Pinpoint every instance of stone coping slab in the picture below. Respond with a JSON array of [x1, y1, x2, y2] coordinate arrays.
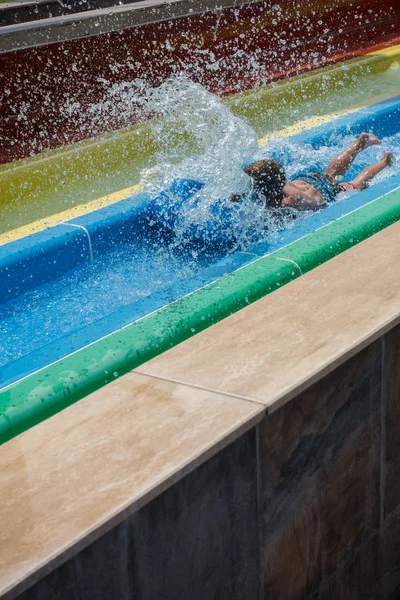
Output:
[[0, 372, 264, 599]]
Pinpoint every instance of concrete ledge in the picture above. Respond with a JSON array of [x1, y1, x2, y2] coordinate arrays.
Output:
[[0, 373, 264, 599]]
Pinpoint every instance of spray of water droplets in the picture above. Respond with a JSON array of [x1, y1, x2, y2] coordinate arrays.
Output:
[[137, 76, 280, 247]]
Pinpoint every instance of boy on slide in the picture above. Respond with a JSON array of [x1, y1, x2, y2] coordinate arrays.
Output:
[[241, 133, 394, 211]]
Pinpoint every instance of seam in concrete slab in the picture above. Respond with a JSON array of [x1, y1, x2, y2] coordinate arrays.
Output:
[[133, 369, 267, 409], [137, 308, 400, 417]]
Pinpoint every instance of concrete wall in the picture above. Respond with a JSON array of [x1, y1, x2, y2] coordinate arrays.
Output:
[[16, 429, 261, 600], [15, 322, 400, 599]]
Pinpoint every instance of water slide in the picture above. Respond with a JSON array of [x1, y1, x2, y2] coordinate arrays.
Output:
[[1, 1, 400, 443]]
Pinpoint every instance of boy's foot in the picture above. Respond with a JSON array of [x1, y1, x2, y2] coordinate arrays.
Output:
[[383, 151, 395, 167], [359, 132, 382, 149]]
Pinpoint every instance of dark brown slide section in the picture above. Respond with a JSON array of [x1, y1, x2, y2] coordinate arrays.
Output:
[[0, 0, 399, 164]]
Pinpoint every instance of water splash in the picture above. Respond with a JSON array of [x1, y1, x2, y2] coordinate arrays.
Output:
[[139, 76, 399, 249], [138, 76, 271, 247], [35, 75, 399, 252], [141, 76, 258, 191]]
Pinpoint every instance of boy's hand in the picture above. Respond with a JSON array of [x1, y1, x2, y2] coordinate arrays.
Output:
[[383, 151, 395, 167]]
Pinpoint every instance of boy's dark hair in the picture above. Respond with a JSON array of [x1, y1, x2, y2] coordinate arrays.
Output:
[[244, 159, 286, 206]]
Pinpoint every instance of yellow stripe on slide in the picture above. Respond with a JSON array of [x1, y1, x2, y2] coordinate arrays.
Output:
[[369, 44, 400, 58], [258, 87, 400, 146], [0, 184, 143, 246], [254, 43, 400, 145]]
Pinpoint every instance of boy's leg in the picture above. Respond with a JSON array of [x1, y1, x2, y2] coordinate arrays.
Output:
[[350, 152, 394, 190], [325, 132, 381, 178]]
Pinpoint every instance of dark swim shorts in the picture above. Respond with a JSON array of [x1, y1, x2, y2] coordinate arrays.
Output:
[[296, 172, 343, 203]]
